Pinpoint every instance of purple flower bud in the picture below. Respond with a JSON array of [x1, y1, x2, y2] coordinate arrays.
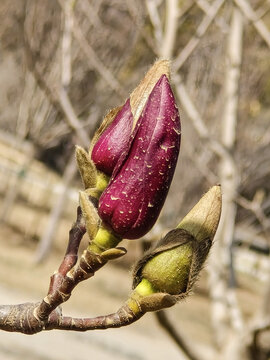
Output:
[[98, 75, 181, 239], [91, 100, 134, 175]]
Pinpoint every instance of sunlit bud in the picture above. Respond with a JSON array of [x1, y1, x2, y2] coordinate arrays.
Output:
[[130, 186, 222, 311], [98, 74, 181, 239]]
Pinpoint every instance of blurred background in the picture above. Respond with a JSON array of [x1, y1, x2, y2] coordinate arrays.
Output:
[[0, 0, 269, 359]]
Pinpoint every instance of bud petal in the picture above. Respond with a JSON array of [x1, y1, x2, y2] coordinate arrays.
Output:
[[98, 74, 181, 239], [91, 100, 134, 175]]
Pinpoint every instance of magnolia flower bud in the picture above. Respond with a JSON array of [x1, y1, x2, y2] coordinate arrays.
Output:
[[98, 74, 181, 239], [131, 186, 222, 311]]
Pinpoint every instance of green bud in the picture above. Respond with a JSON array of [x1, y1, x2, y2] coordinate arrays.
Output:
[[131, 185, 222, 310], [133, 229, 196, 297], [141, 241, 193, 295]]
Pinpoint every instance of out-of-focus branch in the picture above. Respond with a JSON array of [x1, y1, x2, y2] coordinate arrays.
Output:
[[156, 311, 202, 360], [196, 0, 229, 32], [173, 74, 234, 168], [78, 0, 102, 28], [34, 155, 77, 263], [237, 191, 270, 232], [24, 29, 90, 148], [61, 0, 74, 87], [145, 0, 163, 46], [35, 0, 80, 263], [174, 0, 225, 71], [234, 0, 270, 49], [255, 1, 270, 20], [57, 0, 125, 98], [160, 0, 178, 59], [149, 0, 231, 170], [57, 87, 90, 147]]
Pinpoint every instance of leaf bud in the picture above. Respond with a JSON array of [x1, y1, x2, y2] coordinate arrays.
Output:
[[131, 186, 222, 310]]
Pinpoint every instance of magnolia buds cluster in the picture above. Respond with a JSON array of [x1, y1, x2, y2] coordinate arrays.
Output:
[[76, 60, 181, 247], [75, 59, 222, 318]]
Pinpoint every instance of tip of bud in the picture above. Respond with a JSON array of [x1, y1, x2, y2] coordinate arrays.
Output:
[[130, 59, 171, 127], [177, 185, 222, 243]]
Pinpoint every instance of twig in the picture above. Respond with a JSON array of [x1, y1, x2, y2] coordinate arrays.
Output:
[[0, 294, 143, 334], [255, 1, 270, 20], [156, 310, 201, 360], [35, 215, 126, 322], [78, 0, 102, 28], [195, 0, 229, 32], [0, 202, 128, 333], [234, 0, 270, 49], [61, 0, 74, 87], [57, 0, 125, 98], [237, 192, 270, 232], [46, 304, 143, 331], [48, 206, 85, 294], [145, 0, 163, 46], [174, 0, 225, 71], [57, 87, 90, 147], [160, 0, 178, 59], [173, 74, 235, 168], [34, 1, 80, 263], [16, 71, 36, 139], [24, 31, 90, 148]]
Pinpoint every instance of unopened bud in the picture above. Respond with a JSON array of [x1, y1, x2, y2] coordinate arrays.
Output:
[[131, 186, 222, 310], [98, 74, 181, 239]]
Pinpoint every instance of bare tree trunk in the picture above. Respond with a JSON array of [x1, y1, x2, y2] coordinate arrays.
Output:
[[207, 7, 244, 359]]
